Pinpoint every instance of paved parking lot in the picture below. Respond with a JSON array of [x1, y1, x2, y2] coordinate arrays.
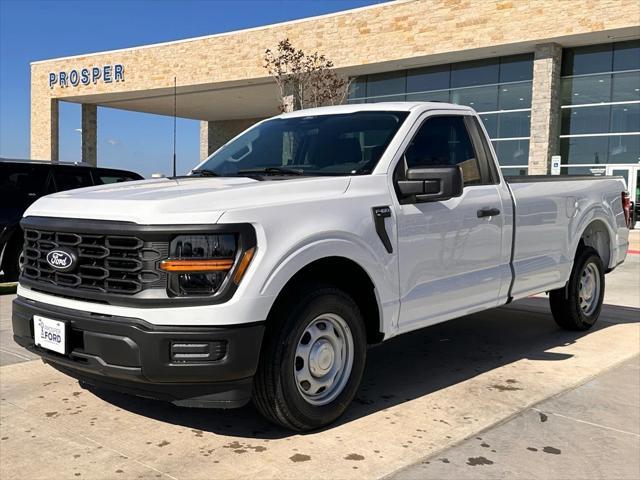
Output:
[[1, 253, 638, 479]]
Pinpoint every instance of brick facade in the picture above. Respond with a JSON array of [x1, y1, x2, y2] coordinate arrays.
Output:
[[81, 104, 97, 166], [528, 43, 563, 175], [30, 0, 640, 171]]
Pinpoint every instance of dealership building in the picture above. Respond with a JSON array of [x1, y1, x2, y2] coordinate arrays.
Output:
[[31, 0, 639, 190]]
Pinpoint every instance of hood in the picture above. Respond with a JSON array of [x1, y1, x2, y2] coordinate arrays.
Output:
[[24, 176, 351, 225]]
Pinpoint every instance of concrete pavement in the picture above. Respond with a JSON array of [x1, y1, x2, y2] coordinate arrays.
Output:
[[0, 252, 638, 479], [390, 356, 640, 480], [0, 286, 37, 366]]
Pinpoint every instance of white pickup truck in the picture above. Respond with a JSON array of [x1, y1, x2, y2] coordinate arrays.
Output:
[[13, 103, 631, 431]]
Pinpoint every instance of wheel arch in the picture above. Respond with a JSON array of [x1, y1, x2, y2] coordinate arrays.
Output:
[[573, 217, 614, 269], [265, 256, 384, 345], [0, 223, 23, 273]]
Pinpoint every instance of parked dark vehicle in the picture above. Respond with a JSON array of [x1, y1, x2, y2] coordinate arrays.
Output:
[[0, 159, 143, 281]]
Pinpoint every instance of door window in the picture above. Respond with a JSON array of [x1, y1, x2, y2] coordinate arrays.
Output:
[[92, 169, 142, 185], [51, 167, 93, 192], [0, 163, 49, 207], [404, 115, 483, 186]]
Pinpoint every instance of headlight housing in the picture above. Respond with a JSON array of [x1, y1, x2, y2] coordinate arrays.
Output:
[[160, 232, 255, 297]]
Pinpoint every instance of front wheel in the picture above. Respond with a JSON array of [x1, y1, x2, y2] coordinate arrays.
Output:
[[549, 247, 605, 331], [253, 285, 367, 431]]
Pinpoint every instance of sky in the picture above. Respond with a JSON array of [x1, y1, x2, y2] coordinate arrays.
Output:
[[0, 0, 383, 177]]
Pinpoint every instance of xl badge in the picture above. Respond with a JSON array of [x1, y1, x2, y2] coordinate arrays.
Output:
[[46, 249, 76, 272]]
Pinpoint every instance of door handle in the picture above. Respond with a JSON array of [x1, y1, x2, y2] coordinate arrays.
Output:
[[477, 207, 501, 218]]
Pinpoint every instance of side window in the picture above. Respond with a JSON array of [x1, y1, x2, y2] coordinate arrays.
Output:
[[0, 163, 49, 206], [404, 115, 483, 186], [92, 169, 142, 185], [52, 167, 93, 192]]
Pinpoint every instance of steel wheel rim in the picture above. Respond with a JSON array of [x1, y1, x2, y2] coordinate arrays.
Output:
[[294, 313, 354, 406], [578, 262, 600, 316]]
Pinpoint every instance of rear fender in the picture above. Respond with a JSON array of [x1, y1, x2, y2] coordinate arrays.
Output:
[[570, 204, 616, 270]]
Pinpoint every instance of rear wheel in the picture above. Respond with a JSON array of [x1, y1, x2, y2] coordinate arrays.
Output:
[[253, 284, 367, 431], [549, 247, 605, 331]]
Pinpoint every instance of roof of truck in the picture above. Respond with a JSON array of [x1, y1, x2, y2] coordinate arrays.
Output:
[[278, 101, 474, 118]]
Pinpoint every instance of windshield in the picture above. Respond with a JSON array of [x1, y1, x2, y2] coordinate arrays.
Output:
[[196, 111, 409, 177]]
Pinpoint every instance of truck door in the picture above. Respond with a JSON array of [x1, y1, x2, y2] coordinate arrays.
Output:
[[393, 113, 506, 332]]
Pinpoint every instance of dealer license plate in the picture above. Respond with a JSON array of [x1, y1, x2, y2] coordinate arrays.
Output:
[[33, 315, 67, 355]]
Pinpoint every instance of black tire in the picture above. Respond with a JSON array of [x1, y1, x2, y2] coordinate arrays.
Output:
[[253, 284, 367, 431], [549, 246, 605, 331], [1, 233, 23, 282]]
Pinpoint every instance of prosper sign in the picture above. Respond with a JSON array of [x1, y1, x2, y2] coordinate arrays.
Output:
[[49, 64, 124, 88]]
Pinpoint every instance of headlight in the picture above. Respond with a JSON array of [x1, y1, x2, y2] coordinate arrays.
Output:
[[159, 233, 255, 297]]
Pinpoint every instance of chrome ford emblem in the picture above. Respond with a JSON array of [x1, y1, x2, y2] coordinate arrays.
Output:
[[46, 249, 76, 272]]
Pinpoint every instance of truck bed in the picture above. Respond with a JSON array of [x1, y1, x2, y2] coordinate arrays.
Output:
[[505, 175, 626, 183], [504, 175, 629, 301]]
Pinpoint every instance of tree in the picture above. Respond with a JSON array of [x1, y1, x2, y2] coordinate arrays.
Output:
[[264, 38, 351, 112]]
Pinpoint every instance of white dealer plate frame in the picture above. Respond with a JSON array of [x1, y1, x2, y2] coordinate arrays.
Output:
[[33, 315, 67, 355]]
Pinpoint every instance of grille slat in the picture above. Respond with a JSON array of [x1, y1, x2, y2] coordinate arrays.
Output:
[[23, 228, 166, 296]]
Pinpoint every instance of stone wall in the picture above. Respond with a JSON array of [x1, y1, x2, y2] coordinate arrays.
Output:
[[199, 118, 264, 160], [30, 0, 640, 167], [528, 43, 563, 175]]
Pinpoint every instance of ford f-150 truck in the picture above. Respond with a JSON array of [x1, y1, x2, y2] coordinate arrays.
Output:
[[12, 103, 631, 431]]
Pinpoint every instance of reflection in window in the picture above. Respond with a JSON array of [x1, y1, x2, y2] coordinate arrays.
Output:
[[498, 82, 532, 110], [349, 54, 533, 116], [609, 135, 640, 164], [497, 111, 531, 138], [561, 74, 611, 105], [405, 115, 482, 186], [348, 78, 367, 99], [499, 54, 534, 82], [479, 114, 498, 138], [366, 71, 406, 98], [561, 106, 611, 135], [365, 94, 405, 103], [560, 137, 609, 164], [611, 104, 640, 133], [492, 140, 529, 166], [347, 54, 535, 170], [450, 58, 499, 88], [612, 71, 640, 102], [500, 167, 528, 176], [406, 65, 450, 93], [405, 90, 450, 103], [450, 85, 498, 112], [612, 40, 640, 72], [560, 166, 607, 175], [560, 40, 639, 169], [561, 43, 613, 76]]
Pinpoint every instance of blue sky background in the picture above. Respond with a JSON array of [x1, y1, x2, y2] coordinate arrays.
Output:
[[0, 0, 381, 177]]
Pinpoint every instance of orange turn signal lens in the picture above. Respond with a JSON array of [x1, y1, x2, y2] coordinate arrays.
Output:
[[233, 247, 256, 284], [159, 258, 234, 272]]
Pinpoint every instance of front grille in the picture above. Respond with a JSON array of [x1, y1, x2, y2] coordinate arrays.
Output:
[[23, 229, 167, 295]]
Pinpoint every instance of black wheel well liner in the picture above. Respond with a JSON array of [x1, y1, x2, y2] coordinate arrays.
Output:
[[1, 225, 22, 269], [267, 256, 384, 344]]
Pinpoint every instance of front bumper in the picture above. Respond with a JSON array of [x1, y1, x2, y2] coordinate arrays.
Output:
[[12, 296, 265, 408]]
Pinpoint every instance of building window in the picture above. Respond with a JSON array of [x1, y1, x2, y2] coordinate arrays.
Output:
[[348, 54, 534, 174], [560, 40, 640, 173]]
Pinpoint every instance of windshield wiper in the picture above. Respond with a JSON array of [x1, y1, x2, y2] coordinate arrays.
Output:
[[237, 167, 304, 176], [190, 168, 220, 177]]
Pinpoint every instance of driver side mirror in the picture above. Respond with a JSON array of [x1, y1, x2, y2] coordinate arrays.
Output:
[[397, 165, 464, 203]]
